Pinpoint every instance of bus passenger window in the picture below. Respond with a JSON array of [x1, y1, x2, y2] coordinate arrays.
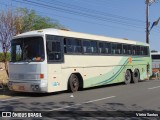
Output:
[[90, 41, 98, 53], [99, 42, 105, 54], [83, 40, 91, 53], [64, 38, 67, 53], [144, 47, 149, 55], [123, 45, 128, 55], [105, 42, 111, 54], [117, 44, 122, 54], [65, 38, 82, 53], [132, 46, 136, 55], [141, 46, 148, 56], [140, 47, 144, 55], [112, 43, 117, 54], [74, 39, 82, 53], [136, 46, 140, 55]]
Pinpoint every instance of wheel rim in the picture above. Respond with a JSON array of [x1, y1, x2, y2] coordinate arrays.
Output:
[[133, 69, 139, 83], [72, 78, 78, 88], [125, 71, 130, 81], [134, 72, 138, 78], [124, 70, 131, 85], [70, 75, 79, 92]]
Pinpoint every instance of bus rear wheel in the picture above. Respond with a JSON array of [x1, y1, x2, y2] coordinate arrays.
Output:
[[132, 69, 140, 83], [68, 74, 79, 92], [125, 70, 131, 84]]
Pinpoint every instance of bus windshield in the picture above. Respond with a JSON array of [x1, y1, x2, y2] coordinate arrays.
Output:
[[151, 55, 160, 60], [11, 37, 45, 62]]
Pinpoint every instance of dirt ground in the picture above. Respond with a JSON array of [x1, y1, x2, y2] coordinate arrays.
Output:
[[0, 62, 8, 85]]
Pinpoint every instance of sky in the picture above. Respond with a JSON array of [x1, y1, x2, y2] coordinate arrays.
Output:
[[0, 0, 160, 51]]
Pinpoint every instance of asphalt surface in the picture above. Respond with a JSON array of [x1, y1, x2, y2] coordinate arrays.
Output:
[[0, 79, 160, 120]]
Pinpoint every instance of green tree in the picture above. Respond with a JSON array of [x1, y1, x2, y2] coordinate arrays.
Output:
[[16, 8, 65, 33], [0, 9, 17, 75], [0, 53, 10, 62]]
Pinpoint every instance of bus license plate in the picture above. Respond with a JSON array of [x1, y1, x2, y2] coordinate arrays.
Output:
[[19, 86, 25, 90]]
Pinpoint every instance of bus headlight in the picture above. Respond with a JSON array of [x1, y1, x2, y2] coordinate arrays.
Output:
[[31, 84, 40, 91], [8, 81, 13, 89]]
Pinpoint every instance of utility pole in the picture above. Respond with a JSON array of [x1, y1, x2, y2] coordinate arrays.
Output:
[[146, 0, 150, 44], [146, 0, 157, 44]]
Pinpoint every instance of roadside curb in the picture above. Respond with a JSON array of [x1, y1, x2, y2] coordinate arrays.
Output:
[[0, 95, 11, 100], [0, 85, 10, 95]]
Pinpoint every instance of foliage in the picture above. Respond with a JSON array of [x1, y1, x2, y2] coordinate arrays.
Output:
[[16, 8, 65, 33], [0, 9, 17, 74], [0, 53, 10, 62]]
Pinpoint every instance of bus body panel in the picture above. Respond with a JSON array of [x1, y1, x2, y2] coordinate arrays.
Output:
[[47, 64, 66, 92], [47, 55, 151, 91], [61, 55, 150, 88], [8, 62, 48, 92]]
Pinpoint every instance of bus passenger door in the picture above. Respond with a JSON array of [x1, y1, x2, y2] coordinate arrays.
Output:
[[46, 35, 64, 92]]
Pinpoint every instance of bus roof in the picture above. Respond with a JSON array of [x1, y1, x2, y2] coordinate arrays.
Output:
[[13, 28, 149, 46], [151, 52, 160, 55]]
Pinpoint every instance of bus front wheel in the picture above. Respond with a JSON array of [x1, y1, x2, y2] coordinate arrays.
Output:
[[132, 69, 140, 83], [68, 74, 79, 92], [125, 70, 131, 85]]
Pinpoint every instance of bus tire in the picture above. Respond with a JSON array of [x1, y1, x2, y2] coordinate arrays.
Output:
[[125, 70, 131, 85], [68, 74, 79, 92], [132, 69, 140, 83]]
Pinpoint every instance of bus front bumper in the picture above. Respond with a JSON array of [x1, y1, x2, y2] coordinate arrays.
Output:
[[8, 80, 48, 93]]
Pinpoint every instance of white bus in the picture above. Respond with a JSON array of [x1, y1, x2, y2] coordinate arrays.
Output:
[[8, 28, 152, 93], [151, 52, 160, 69]]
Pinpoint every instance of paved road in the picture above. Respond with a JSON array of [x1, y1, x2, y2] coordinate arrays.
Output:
[[0, 79, 160, 119]]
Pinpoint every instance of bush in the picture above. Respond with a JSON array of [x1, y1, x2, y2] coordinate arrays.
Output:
[[0, 52, 11, 62]]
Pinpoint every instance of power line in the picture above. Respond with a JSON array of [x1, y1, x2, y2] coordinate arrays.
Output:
[[12, 0, 144, 29], [11, 0, 160, 33], [2, 0, 160, 33], [38, 0, 145, 25], [0, 2, 146, 33], [52, 0, 144, 23]]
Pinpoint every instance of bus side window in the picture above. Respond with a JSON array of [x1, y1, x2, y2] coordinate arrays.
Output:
[[128, 45, 132, 55], [99, 42, 105, 54], [140, 46, 144, 55], [64, 38, 67, 53], [83, 40, 91, 53], [112, 43, 117, 54], [123, 44, 128, 55], [65, 38, 82, 53], [74, 39, 82, 53], [90, 41, 98, 53], [117, 44, 122, 54], [132, 46, 136, 55], [141, 46, 149, 56], [105, 42, 111, 54], [144, 46, 149, 55], [136, 46, 140, 55]]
